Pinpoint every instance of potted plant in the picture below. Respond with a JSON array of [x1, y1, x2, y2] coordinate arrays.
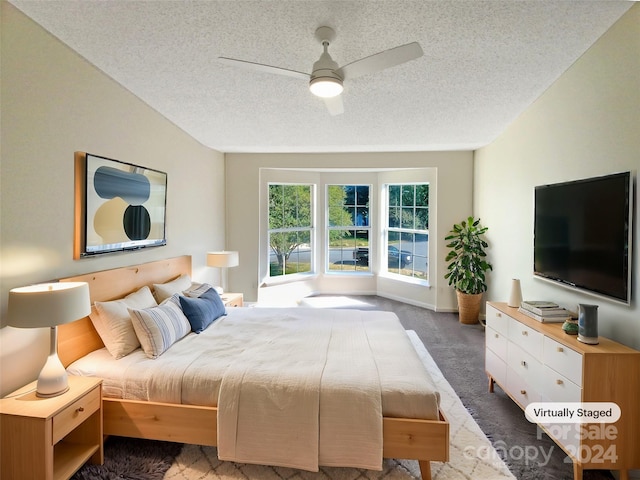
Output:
[[444, 216, 493, 324]]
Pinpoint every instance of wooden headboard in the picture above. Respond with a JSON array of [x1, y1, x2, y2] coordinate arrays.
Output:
[[58, 255, 192, 367]]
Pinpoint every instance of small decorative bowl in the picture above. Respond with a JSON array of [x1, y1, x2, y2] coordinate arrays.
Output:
[[562, 319, 579, 335]]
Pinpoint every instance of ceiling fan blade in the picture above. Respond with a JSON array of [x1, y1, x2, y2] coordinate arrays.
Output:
[[336, 42, 423, 80], [218, 57, 310, 80], [323, 95, 344, 116]]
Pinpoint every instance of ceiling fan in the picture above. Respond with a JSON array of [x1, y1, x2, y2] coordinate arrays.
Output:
[[218, 26, 423, 116]]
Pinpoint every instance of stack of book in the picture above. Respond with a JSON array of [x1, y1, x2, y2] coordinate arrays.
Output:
[[518, 301, 570, 323]]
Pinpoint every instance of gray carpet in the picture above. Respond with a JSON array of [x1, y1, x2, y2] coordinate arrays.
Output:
[[72, 295, 615, 480]]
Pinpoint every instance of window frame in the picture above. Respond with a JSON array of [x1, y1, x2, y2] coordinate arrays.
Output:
[[383, 182, 429, 284], [325, 183, 372, 274], [266, 182, 316, 281]]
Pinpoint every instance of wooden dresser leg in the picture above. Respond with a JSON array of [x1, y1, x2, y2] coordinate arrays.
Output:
[[488, 375, 495, 393], [418, 460, 432, 480], [572, 461, 583, 480], [618, 470, 629, 480]]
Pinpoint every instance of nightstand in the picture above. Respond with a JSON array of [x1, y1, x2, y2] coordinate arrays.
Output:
[[0, 376, 103, 480], [221, 292, 244, 307]]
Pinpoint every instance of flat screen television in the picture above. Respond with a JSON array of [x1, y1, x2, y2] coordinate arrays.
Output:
[[534, 171, 633, 305], [74, 152, 167, 258]]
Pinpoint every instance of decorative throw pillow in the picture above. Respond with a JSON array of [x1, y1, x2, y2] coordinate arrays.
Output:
[[183, 282, 214, 298], [92, 286, 158, 359], [153, 274, 192, 303], [129, 294, 191, 358], [179, 288, 227, 333]]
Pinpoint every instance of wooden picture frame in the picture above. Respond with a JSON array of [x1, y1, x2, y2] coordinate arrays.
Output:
[[74, 152, 167, 259]]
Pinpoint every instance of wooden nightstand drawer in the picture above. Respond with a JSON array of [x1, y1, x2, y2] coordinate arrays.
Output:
[[52, 385, 100, 444], [222, 293, 243, 307]]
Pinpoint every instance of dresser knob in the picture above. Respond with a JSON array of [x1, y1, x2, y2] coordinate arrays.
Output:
[[556, 379, 563, 385], [496, 313, 502, 317], [520, 390, 526, 395], [495, 333, 499, 338], [557, 347, 564, 353], [521, 360, 527, 367], [522, 331, 528, 336], [77, 406, 84, 413]]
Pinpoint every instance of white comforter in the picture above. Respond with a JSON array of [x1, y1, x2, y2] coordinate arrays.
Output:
[[68, 307, 440, 471]]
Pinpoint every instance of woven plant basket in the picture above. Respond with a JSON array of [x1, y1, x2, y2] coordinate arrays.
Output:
[[456, 290, 483, 324]]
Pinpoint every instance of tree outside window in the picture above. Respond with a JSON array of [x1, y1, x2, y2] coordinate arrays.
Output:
[[387, 184, 429, 280], [327, 185, 370, 272], [268, 184, 313, 277]]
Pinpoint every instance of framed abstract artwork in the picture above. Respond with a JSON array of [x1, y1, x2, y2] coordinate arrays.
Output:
[[74, 152, 167, 258]]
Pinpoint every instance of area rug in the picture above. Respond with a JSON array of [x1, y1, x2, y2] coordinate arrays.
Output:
[[72, 436, 182, 480], [163, 331, 516, 480]]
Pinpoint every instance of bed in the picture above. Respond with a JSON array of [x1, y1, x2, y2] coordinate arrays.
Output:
[[58, 255, 449, 478]]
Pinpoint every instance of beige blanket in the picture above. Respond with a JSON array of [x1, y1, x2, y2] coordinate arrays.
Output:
[[217, 310, 383, 471]]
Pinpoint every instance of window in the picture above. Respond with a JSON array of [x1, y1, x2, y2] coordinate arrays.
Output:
[[387, 184, 429, 280], [326, 185, 370, 272], [268, 184, 313, 278]]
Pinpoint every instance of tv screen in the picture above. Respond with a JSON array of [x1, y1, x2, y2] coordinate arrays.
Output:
[[75, 152, 167, 257], [534, 171, 633, 304]]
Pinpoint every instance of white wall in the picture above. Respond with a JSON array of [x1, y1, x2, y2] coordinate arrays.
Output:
[[226, 151, 473, 309], [0, 3, 225, 396], [475, 4, 640, 348]]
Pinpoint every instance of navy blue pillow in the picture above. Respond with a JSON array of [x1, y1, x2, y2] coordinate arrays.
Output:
[[179, 288, 226, 333]]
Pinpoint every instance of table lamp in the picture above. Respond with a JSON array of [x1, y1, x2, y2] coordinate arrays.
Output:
[[206, 251, 239, 293], [8, 282, 91, 397]]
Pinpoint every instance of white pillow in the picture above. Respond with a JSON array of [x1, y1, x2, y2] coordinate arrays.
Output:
[[91, 286, 158, 359], [129, 294, 191, 359], [153, 274, 192, 302]]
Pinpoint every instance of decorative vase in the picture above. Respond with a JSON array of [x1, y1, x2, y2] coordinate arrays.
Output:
[[578, 304, 599, 344], [456, 290, 483, 324], [508, 279, 523, 308]]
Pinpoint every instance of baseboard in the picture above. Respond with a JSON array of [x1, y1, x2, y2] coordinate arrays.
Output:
[[375, 292, 435, 310]]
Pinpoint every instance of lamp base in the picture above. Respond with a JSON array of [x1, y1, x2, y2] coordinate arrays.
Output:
[[36, 340, 70, 398], [36, 385, 70, 398]]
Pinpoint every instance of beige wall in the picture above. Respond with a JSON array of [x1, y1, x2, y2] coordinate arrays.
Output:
[[0, 3, 225, 396], [475, 4, 640, 348], [225, 151, 474, 309]]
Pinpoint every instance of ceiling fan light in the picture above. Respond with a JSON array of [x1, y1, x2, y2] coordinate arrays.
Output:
[[309, 77, 343, 98]]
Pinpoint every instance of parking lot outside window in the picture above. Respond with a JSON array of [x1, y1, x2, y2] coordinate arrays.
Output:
[[386, 184, 429, 281]]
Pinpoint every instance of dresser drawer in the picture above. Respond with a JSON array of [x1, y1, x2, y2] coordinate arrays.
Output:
[[506, 367, 541, 408], [507, 342, 545, 392], [486, 326, 508, 360], [486, 348, 507, 387], [486, 304, 509, 337], [541, 366, 582, 403], [543, 337, 583, 387], [508, 320, 543, 357], [52, 385, 101, 444]]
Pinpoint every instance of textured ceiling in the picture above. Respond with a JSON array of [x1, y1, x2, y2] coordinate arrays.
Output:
[[8, 1, 633, 153]]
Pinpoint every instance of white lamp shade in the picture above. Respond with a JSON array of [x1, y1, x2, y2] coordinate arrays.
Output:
[[8, 282, 91, 328], [207, 251, 239, 268]]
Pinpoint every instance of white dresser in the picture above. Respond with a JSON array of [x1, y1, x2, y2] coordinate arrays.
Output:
[[485, 302, 640, 480]]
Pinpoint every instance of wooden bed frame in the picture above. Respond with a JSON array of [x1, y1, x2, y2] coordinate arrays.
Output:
[[59, 256, 449, 479]]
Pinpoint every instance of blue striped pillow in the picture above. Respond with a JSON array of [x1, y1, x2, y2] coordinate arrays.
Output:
[[129, 294, 191, 358]]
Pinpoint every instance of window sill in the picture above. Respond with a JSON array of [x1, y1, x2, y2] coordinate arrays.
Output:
[[379, 272, 430, 288], [260, 272, 318, 288]]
